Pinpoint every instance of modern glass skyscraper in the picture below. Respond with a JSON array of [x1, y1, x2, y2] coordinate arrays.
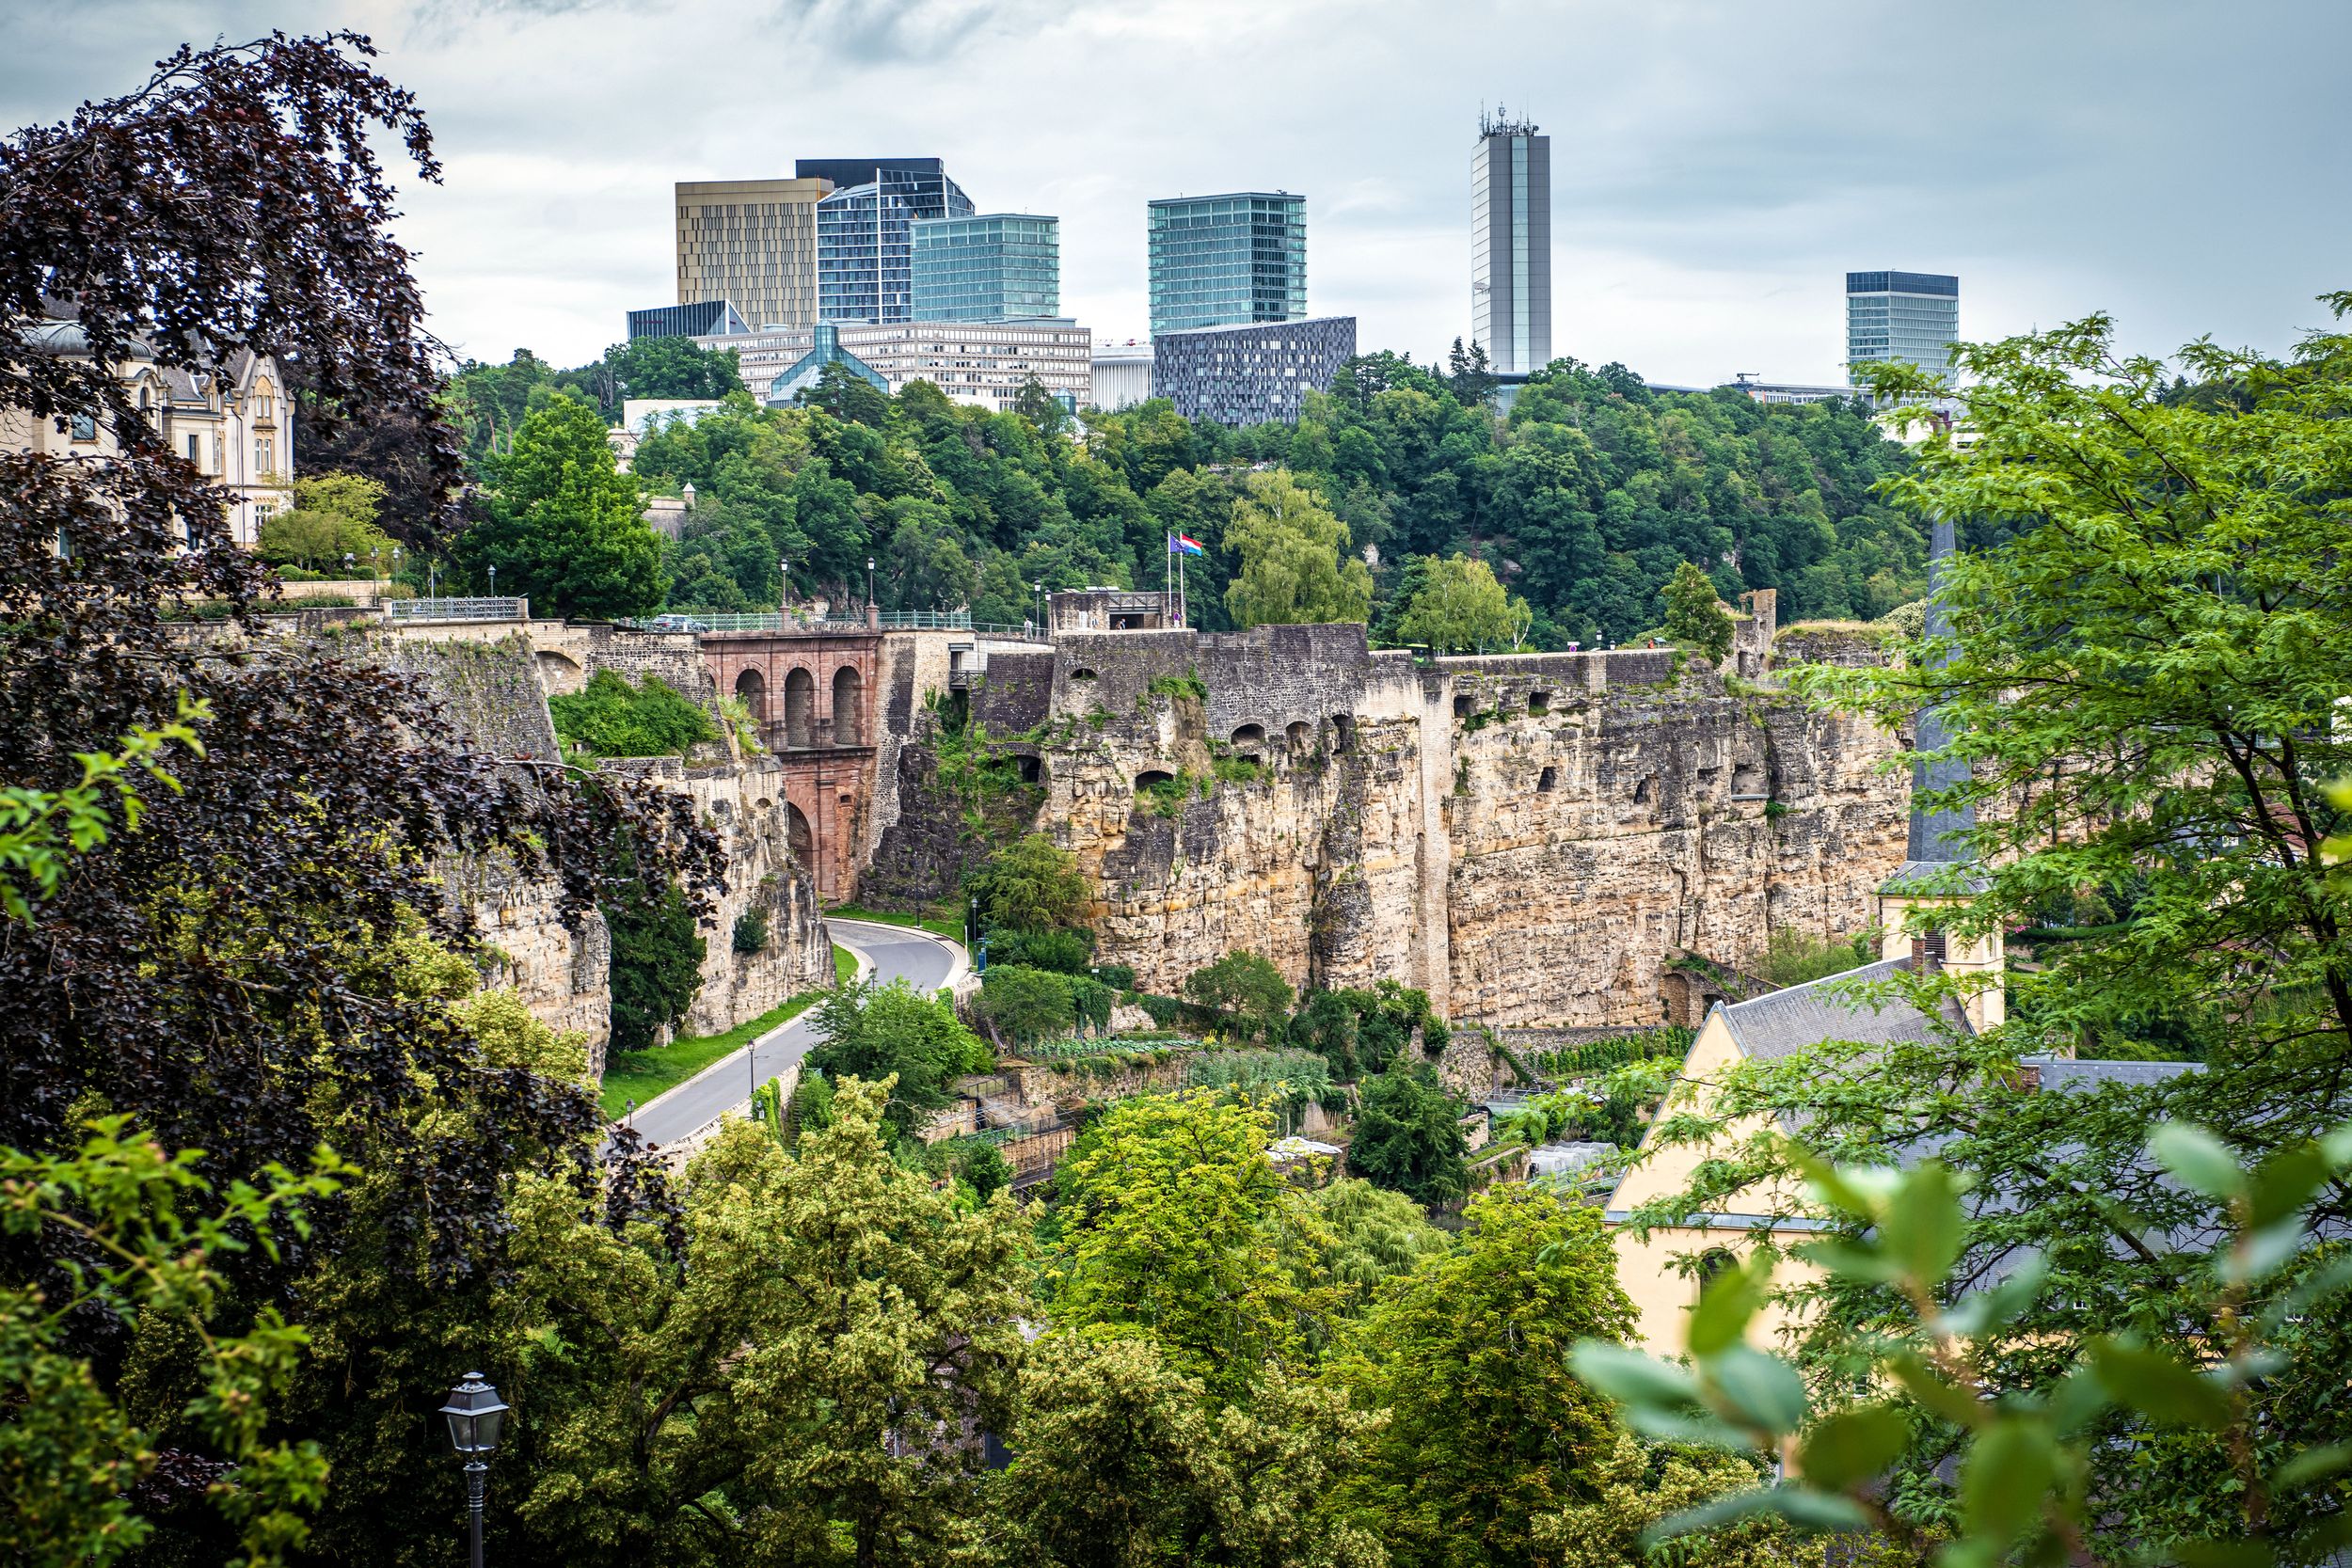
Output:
[[1470, 110, 1550, 375], [911, 214, 1059, 322], [1146, 193, 1306, 338], [1845, 271, 1960, 384], [802, 157, 975, 325]]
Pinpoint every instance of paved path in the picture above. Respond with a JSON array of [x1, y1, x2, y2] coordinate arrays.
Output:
[[620, 919, 964, 1149]]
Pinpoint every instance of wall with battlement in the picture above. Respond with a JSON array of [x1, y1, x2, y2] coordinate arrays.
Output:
[[863, 617, 1912, 1030]]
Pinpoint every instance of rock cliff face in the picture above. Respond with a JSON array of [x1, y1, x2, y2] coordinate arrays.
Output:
[[376, 625, 832, 1069], [865, 622, 1909, 1028]]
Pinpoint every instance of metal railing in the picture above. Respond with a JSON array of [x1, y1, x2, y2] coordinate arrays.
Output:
[[383, 596, 529, 623], [618, 610, 1047, 638]]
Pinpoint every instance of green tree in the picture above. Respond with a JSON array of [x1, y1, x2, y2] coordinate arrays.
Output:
[[257, 471, 397, 575], [1529, 1433, 1796, 1568], [1048, 1092, 1311, 1396], [972, 963, 1079, 1050], [1392, 552, 1529, 652], [498, 1081, 1027, 1565], [1662, 561, 1735, 664], [603, 869, 704, 1054], [1331, 1184, 1636, 1568], [1183, 950, 1295, 1043], [808, 978, 992, 1142], [457, 392, 668, 618], [1223, 470, 1373, 628], [974, 832, 1092, 933], [993, 1335, 1387, 1568], [1345, 1061, 1470, 1206], [2, 1121, 346, 1568]]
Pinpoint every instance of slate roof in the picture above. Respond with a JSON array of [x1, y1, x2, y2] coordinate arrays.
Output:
[[1879, 859, 1993, 895], [1717, 957, 1969, 1062]]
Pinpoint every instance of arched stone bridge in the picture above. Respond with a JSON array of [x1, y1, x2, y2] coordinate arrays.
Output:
[[697, 627, 880, 899]]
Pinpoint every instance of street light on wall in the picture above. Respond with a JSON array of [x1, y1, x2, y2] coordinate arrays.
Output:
[[866, 556, 877, 610], [439, 1371, 508, 1568], [779, 555, 790, 615]]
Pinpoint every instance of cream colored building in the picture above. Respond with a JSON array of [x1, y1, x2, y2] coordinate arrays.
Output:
[[675, 178, 832, 331], [699, 318, 1092, 412], [8, 319, 291, 546]]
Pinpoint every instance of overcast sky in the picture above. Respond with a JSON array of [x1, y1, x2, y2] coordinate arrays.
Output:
[[9, 1, 2349, 385]]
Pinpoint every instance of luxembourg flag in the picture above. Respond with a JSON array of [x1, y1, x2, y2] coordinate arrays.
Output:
[[1168, 532, 1206, 557]]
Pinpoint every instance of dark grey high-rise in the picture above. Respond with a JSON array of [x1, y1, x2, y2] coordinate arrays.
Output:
[[1471, 109, 1550, 375]]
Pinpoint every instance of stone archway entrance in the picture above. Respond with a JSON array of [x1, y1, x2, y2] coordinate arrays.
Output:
[[784, 668, 815, 750], [785, 801, 814, 870], [832, 664, 863, 746], [734, 667, 767, 723]]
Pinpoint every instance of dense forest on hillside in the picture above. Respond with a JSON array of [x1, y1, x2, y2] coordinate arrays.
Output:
[[439, 341, 1924, 641]]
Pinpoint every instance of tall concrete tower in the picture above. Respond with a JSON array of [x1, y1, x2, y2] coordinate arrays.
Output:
[[1471, 108, 1551, 375]]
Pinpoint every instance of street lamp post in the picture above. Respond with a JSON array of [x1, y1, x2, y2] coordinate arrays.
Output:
[[779, 555, 789, 617], [439, 1371, 508, 1568], [487, 564, 497, 603], [1032, 580, 1044, 628], [866, 556, 876, 610]]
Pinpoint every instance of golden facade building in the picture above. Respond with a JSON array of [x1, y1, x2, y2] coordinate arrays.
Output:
[[8, 319, 291, 547], [675, 178, 832, 330]]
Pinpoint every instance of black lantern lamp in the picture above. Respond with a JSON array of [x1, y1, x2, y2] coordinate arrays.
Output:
[[440, 1371, 508, 1567]]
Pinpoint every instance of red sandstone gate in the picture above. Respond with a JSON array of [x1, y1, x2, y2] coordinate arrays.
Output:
[[699, 628, 880, 899]]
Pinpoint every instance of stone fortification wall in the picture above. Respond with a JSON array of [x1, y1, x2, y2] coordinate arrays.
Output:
[[863, 620, 1910, 1030], [365, 632, 614, 1065]]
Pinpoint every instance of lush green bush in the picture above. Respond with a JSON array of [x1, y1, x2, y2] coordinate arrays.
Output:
[[1289, 980, 1450, 1080], [969, 832, 1090, 933], [808, 979, 991, 1142], [984, 925, 1092, 975], [1184, 1048, 1340, 1132], [1182, 949, 1294, 1042], [1348, 1061, 1470, 1206], [972, 964, 1078, 1049], [1126, 991, 1183, 1027], [732, 907, 771, 955], [603, 866, 706, 1054], [1529, 1025, 1694, 1080], [1756, 927, 1878, 987], [958, 1140, 1012, 1201], [548, 669, 718, 758], [1092, 961, 1136, 992]]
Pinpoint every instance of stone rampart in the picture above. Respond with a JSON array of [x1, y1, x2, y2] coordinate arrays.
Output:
[[861, 621, 1911, 1031]]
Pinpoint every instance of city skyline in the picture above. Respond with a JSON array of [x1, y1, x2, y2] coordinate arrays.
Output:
[[7, 2, 2347, 383]]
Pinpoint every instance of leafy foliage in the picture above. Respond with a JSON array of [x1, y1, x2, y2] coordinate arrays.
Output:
[[1332, 1184, 1638, 1568], [453, 392, 668, 617], [972, 832, 1091, 934], [548, 669, 719, 758], [1663, 561, 1736, 663], [1182, 950, 1295, 1043], [255, 472, 396, 575], [1223, 470, 1375, 628], [1346, 1062, 1471, 1205], [1393, 551, 1530, 652], [808, 979, 991, 1142]]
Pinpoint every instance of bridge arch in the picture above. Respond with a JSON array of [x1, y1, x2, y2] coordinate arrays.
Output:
[[832, 664, 863, 747], [784, 667, 816, 750], [734, 666, 767, 723]]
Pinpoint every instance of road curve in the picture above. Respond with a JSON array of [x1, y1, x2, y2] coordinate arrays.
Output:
[[622, 918, 961, 1149]]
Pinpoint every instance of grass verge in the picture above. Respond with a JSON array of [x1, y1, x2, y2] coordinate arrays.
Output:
[[826, 903, 964, 944], [602, 986, 829, 1120], [834, 942, 856, 985]]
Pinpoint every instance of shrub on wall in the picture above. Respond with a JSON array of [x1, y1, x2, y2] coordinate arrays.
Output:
[[604, 869, 707, 1054], [548, 669, 718, 758], [972, 964, 1077, 1048], [732, 907, 771, 955]]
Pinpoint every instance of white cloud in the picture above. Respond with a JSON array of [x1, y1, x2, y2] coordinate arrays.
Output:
[[5, 0, 2347, 380]]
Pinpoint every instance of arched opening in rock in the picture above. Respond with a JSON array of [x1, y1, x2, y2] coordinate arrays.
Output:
[[1453, 694, 1474, 718], [1527, 689, 1550, 716], [733, 666, 767, 722], [1135, 769, 1174, 791], [832, 665, 864, 746], [785, 801, 814, 868], [1286, 721, 1311, 753], [1068, 666, 1098, 681], [784, 668, 816, 750], [534, 648, 584, 696], [1538, 766, 1558, 792], [1231, 722, 1265, 748], [1330, 714, 1355, 753], [1015, 755, 1043, 784], [1633, 775, 1653, 805]]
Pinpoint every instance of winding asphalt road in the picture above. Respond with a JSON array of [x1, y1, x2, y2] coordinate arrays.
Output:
[[621, 918, 962, 1149]]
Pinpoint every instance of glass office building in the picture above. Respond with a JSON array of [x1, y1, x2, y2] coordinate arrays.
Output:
[[1470, 112, 1551, 375], [628, 299, 748, 341], [1146, 193, 1306, 338], [911, 214, 1059, 322], [803, 157, 975, 325], [1846, 270, 1960, 384]]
